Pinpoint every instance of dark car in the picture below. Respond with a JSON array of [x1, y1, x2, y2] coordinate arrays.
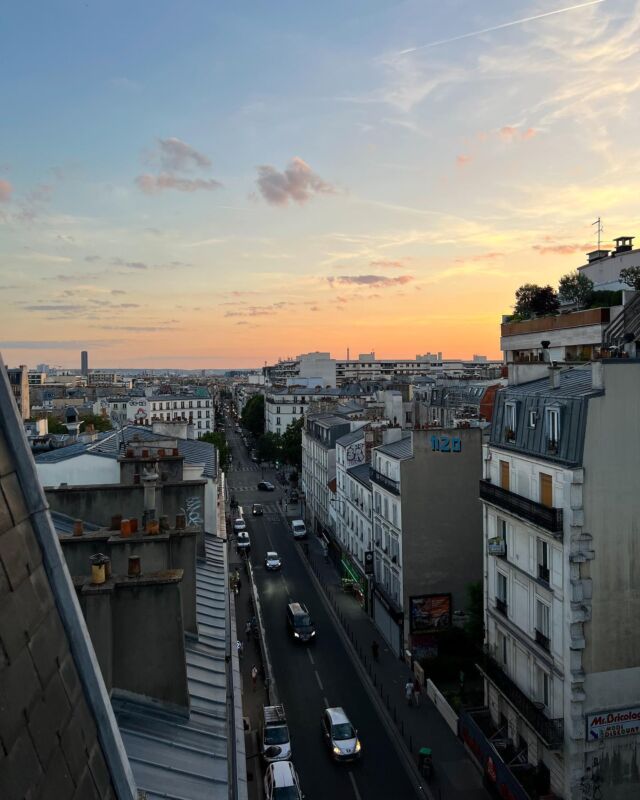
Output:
[[258, 480, 275, 491], [286, 602, 316, 643], [252, 503, 264, 516], [289, 489, 299, 502]]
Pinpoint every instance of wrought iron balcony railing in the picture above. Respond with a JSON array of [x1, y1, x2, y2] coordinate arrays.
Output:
[[370, 468, 400, 495], [480, 480, 563, 537]]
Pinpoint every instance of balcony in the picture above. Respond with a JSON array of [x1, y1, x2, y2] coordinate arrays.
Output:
[[501, 306, 610, 338], [370, 468, 400, 495], [480, 480, 563, 537], [535, 629, 550, 651], [476, 655, 564, 748]]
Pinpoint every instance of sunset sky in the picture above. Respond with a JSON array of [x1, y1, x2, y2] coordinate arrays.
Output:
[[2, 0, 639, 369]]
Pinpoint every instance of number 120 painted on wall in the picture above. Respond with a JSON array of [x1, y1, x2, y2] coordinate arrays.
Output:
[[431, 435, 462, 453]]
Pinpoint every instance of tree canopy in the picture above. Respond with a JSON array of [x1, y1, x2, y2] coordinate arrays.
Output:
[[558, 271, 594, 309], [201, 430, 231, 470], [241, 394, 265, 436], [281, 417, 303, 466], [619, 266, 640, 291], [514, 283, 559, 319]]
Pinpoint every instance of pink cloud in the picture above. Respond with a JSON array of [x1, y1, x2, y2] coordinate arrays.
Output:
[[533, 242, 593, 255], [499, 126, 538, 142], [0, 180, 13, 203], [456, 154, 472, 167], [370, 259, 404, 269], [456, 251, 504, 263], [256, 157, 335, 206], [135, 173, 221, 194], [328, 274, 414, 288]]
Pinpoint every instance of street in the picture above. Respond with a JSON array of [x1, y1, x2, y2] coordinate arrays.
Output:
[[225, 422, 420, 800]]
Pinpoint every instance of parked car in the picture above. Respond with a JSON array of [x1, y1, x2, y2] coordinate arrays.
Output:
[[289, 489, 299, 502], [252, 503, 264, 516], [291, 519, 306, 540], [263, 761, 303, 800], [258, 480, 275, 492], [233, 518, 246, 533], [265, 551, 282, 571], [251, 451, 259, 462], [321, 707, 361, 761], [236, 531, 250, 553], [286, 602, 315, 643], [261, 705, 291, 762]]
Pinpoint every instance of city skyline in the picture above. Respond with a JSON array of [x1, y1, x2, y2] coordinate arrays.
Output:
[[3, 0, 639, 368]]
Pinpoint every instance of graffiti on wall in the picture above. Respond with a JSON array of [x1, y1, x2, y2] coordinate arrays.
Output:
[[181, 496, 204, 527]]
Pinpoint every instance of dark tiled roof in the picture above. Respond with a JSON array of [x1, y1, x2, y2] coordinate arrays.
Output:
[[34, 433, 112, 463], [376, 433, 413, 459], [504, 365, 599, 399], [348, 463, 372, 488], [336, 428, 365, 446]]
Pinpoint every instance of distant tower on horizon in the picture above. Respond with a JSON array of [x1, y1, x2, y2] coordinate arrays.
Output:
[[81, 350, 88, 376]]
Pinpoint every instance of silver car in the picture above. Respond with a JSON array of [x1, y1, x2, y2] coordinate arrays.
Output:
[[321, 707, 361, 761], [265, 551, 282, 571]]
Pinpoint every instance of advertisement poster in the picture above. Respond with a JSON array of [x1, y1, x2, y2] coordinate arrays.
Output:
[[586, 707, 640, 740], [409, 594, 452, 633]]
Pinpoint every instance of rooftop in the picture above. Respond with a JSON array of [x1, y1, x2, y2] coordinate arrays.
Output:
[[347, 463, 372, 488], [336, 428, 366, 447], [376, 432, 413, 459]]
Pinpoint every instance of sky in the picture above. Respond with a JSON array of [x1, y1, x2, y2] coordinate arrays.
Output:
[[2, 0, 640, 369]]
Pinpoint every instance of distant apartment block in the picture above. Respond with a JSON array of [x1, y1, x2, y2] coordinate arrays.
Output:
[[5, 364, 30, 419]]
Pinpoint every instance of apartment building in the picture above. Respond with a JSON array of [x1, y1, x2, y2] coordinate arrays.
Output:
[[369, 428, 483, 658], [473, 361, 640, 799], [148, 391, 214, 437], [413, 381, 501, 429]]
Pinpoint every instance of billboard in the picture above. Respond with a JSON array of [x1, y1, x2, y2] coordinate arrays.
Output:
[[409, 593, 452, 633], [586, 707, 640, 740]]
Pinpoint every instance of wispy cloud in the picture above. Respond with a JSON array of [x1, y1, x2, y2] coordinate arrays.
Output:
[[112, 257, 148, 270], [0, 180, 12, 203], [23, 303, 87, 313], [256, 158, 335, 206], [135, 173, 221, 194], [155, 137, 211, 171], [328, 274, 414, 287], [456, 154, 472, 167], [0, 339, 113, 349], [532, 241, 594, 255], [370, 259, 405, 269]]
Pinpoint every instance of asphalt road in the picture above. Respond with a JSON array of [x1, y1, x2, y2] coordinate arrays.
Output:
[[225, 421, 419, 800]]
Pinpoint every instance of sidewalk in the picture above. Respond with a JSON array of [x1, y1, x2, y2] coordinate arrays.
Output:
[[299, 532, 491, 800]]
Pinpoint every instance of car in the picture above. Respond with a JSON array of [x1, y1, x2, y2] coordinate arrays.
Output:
[[258, 480, 275, 492], [261, 705, 291, 762], [291, 520, 306, 540], [251, 452, 259, 462], [233, 518, 246, 533], [321, 707, 361, 762], [252, 503, 264, 516], [286, 602, 316, 643], [289, 489, 299, 503], [236, 531, 250, 552], [263, 761, 303, 800], [265, 551, 282, 571]]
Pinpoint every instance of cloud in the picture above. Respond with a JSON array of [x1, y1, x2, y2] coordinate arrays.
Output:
[[85, 255, 101, 262], [456, 252, 504, 262], [23, 304, 87, 313], [370, 259, 405, 269], [94, 324, 180, 332], [112, 258, 148, 270], [0, 179, 12, 202], [111, 289, 126, 295], [256, 157, 335, 206], [499, 126, 538, 142], [135, 173, 222, 194], [533, 242, 593, 255], [456, 154, 472, 167], [0, 339, 112, 349], [328, 274, 414, 287], [156, 137, 211, 171]]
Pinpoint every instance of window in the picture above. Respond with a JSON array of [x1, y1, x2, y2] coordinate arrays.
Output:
[[546, 407, 560, 450], [276, 406, 281, 413], [181, 401, 185, 409], [276, 417, 281, 425], [392, 502, 397, 527], [504, 402, 517, 439], [540, 473, 553, 508], [496, 572, 507, 614], [535, 666, 550, 708], [500, 460, 510, 491], [537, 539, 550, 583], [383, 496, 389, 520], [535, 599, 550, 650], [497, 629, 508, 666], [374, 492, 381, 515], [528, 410, 538, 428]]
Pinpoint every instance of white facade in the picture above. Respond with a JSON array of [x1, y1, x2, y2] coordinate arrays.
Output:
[[335, 434, 372, 570], [578, 237, 639, 290], [148, 394, 213, 438], [265, 389, 309, 435]]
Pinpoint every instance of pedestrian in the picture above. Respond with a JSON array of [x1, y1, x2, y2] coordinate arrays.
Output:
[[371, 640, 379, 662], [413, 677, 421, 707], [251, 664, 258, 691], [245, 620, 252, 640], [234, 569, 241, 590], [236, 640, 243, 658], [405, 679, 414, 707]]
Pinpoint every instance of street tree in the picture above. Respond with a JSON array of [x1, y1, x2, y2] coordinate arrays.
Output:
[[256, 431, 282, 463], [241, 394, 265, 436], [201, 431, 231, 470], [281, 417, 303, 466]]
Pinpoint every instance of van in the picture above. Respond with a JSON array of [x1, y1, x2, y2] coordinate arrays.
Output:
[[291, 519, 306, 540], [286, 602, 316, 643], [261, 705, 291, 762], [263, 761, 302, 800]]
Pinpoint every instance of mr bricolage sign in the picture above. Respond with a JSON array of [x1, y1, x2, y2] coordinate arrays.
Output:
[[586, 706, 640, 740]]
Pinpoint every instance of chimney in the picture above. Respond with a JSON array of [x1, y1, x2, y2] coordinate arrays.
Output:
[[159, 514, 170, 532], [540, 340, 551, 363], [141, 466, 159, 518], [120, 518, 132, 538], [548, 365, 561, 390], [175, 513, 186, 530], [382, 428, 402, 445], [128, 555, 141, 578], [591, 361, 604, 390], [73, 519, 84, 537], [90, 553, 109, 585], [110, 514, 122, 531]]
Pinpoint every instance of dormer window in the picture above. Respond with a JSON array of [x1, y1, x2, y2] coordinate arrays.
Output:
[[504, 402, 517, 442], [546, 407, 561, 452], [528, 410, 538, 428]]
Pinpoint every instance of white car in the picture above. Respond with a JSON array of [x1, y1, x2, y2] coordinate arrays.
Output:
[[233, 518, 246, 533], [291, 520, 306, 540], [236, 532, 250, 552], [321, 707, 362, 762], [265, 551, 282, 571], [263, 761, 303, 800]]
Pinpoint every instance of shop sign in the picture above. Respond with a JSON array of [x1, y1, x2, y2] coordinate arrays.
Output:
[[488, 537, 506, 556], [586, 707, 640, 740]]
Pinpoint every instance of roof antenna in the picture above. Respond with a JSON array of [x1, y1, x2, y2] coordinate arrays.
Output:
[[592, 217, 603, 251]]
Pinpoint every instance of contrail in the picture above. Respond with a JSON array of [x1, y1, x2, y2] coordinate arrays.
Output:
[[397, 0, 605, 55]]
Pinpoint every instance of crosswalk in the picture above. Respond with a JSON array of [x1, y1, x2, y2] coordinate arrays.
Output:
[[230, 465, 259, 472], [231, 501, 281, 515]]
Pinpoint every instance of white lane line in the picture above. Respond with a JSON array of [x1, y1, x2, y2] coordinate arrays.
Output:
[[306, 650, 315, 665], [314, 670, 324, 691], [348, 772, 363, 800], [323, 696, 330, 708], [281, 576, 289, 595]]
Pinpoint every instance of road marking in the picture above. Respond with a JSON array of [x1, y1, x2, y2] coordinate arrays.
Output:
[[281, 577, 289, 594], [348, 772, 363, 800], [306, 650, 315, 665], [314, 670, 324, 691], [323, 696, 330, 708]]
